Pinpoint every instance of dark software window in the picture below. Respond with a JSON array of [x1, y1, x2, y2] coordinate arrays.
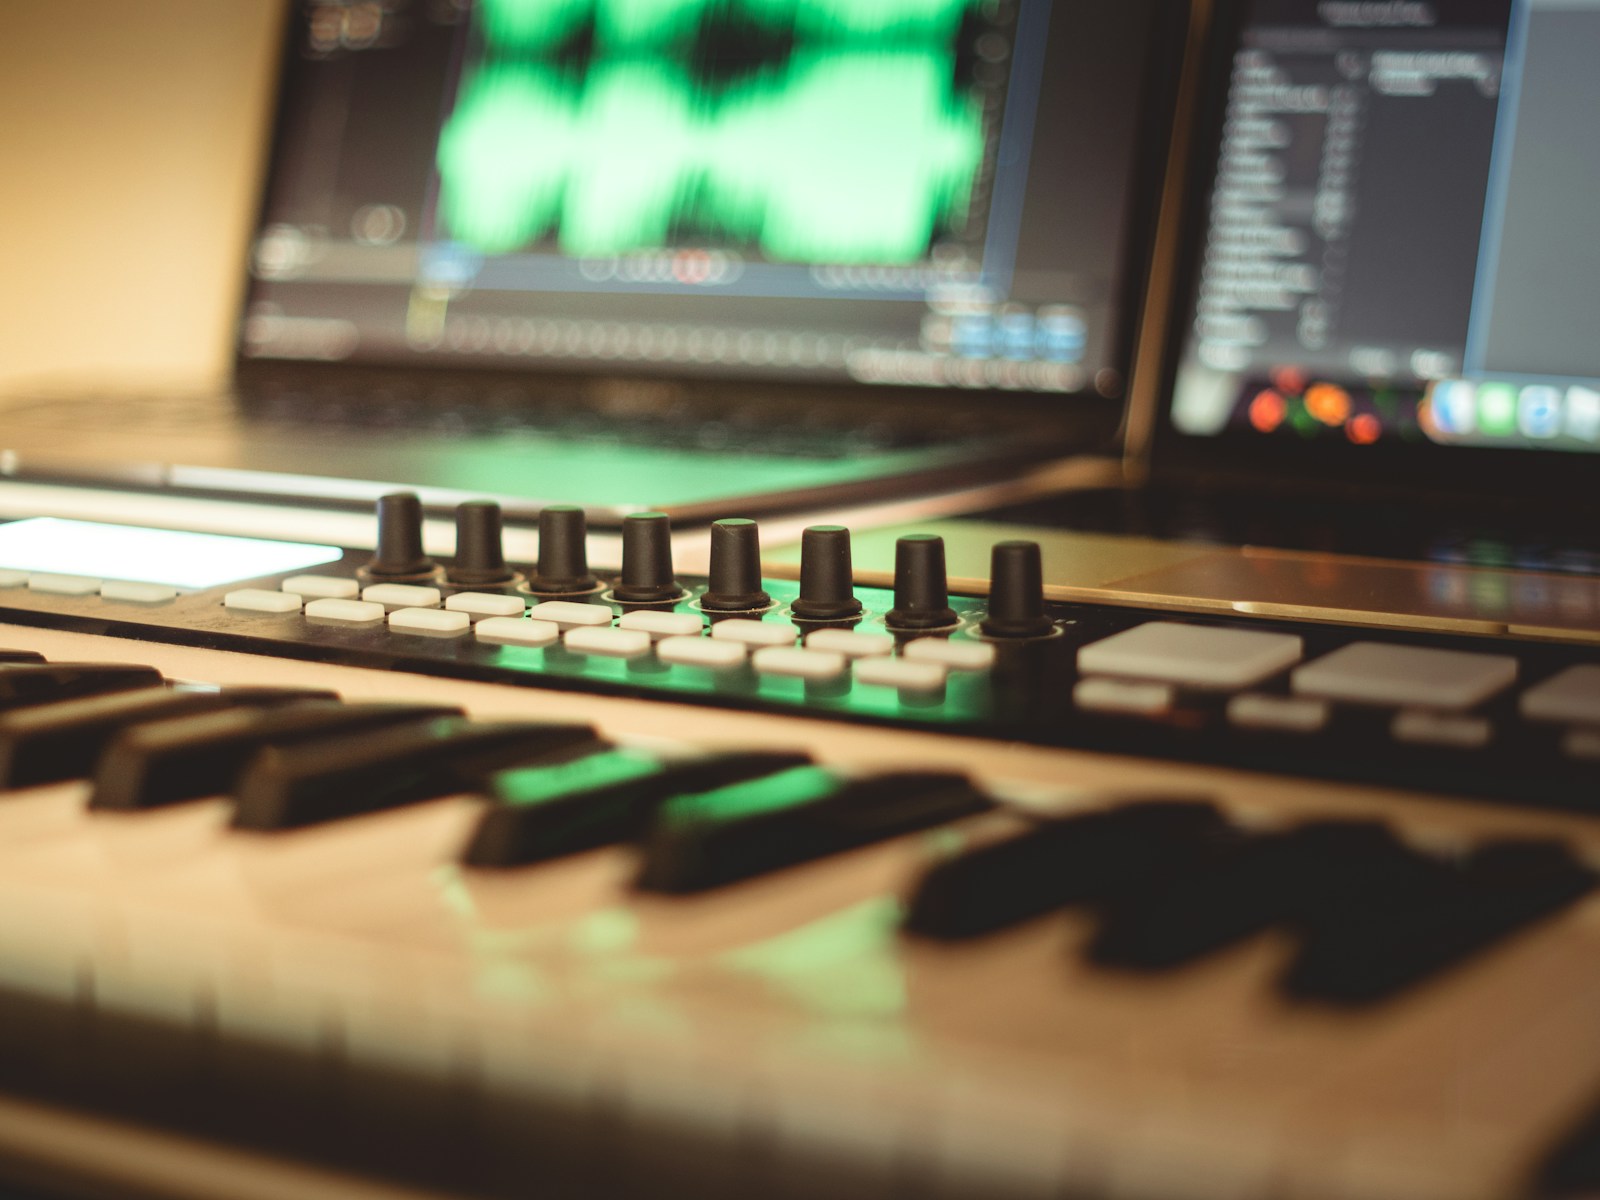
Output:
[[1172, 0, 1600, 454]]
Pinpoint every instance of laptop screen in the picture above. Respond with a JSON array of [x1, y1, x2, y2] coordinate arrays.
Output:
[[240, 0, 1171, 402], [1155, 0, 1600, 488]]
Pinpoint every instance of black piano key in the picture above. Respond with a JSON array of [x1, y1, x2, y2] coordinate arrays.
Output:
[[1087, 820, 1404, 970], [464, 749, 813, 867], [0, 650, 46, 663], [231, 717, 603, 831], [0, 685, 338, 789], [0, 662, 163, 709], [635, 767, 992, 894], [89, 701, 465, 812], [903, 800, 1232, 940], [1283, 837, 1598, 1005]]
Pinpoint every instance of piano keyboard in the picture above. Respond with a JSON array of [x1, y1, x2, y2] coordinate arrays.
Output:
[[0, 620, 1595, 1200], [0, 503, 1595, 1199]]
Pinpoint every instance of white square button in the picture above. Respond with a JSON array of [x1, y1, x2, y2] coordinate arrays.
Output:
[[476, 617, 560, 647], [445, 592, 526, 618], [1292, 642, 1516, 710], [304, 598, 386, 624], [389, 607, 471, 635], [362, 583, 442, 609], [529, 601, 613, 630], [710, 619, 795, 648], [281, 575, 359, 600], [1078, 622, 1302, 690]]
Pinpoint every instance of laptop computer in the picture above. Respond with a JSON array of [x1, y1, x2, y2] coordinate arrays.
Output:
[[807, 0, 1600, 641], [0, 0, 1183, 526]]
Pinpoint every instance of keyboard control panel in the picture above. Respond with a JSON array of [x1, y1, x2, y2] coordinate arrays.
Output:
[[0, 496, 1591, 819]]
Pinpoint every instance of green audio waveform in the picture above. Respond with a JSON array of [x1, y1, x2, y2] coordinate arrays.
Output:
[[704, 52, 983, 261], [478, 0, 587, 51], [478, 0, 979, 49], [436, 52, 984, 263], [749, 0, 978, 41]]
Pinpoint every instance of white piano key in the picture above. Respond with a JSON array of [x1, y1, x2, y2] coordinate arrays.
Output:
[[94, 948, 209, 1026], [0, 878, 93, 1002]]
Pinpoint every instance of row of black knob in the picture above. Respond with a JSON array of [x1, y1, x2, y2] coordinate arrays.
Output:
[[366, 493, 1054, 638]]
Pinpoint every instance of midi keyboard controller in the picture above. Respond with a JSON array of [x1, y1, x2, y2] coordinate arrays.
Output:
[[0, 495, 1594, 1200]]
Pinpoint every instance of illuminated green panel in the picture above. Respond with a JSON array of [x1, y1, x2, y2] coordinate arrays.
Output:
[[435, 52, 984, 263], [492, 747, 661, 807], [660, 765, 837, 828]]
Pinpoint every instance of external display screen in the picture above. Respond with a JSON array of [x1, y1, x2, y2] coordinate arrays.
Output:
[[0, 519, 344, 589], [242, 0, 1166, 397], [1168, 0, 1600, 457]]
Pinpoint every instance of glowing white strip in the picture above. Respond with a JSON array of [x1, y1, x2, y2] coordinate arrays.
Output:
[[0, 518, 343, 589]]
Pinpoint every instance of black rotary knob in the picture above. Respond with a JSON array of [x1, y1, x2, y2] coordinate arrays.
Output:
[[367, 492, 434, 579], [613, 512, 681, 603], [981, 540, 1055, 638], [886, 534, 958, 630], [448, 501, 516, 586], [700, 518, 771, 611], [791, 525, 862, 620], [526, 505, 597, 593]]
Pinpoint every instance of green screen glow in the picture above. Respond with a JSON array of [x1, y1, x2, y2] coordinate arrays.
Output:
[[493, 747, 662, 806], [438, 0, 985, 263], [660, 764, 838, 828]]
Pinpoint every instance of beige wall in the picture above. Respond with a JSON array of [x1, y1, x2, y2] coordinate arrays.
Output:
[[0, 2, 286, 397]]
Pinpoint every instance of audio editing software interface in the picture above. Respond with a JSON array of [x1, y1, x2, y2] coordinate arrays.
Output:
[[1170, 0, 1600, 455], [244, 0, 1161, 397]]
